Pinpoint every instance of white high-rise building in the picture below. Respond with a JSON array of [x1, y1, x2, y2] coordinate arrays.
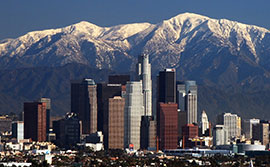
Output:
[[124, 81, 144, 150], [242, 118, 260, 139], [12, 121, 24, 142], [186, 93, 197, 124], [201, 110, 209, 135], [213, 125, 228, 145], [217, 113, 241, 139], [177, 81, 197, 124], [137, 54, 152, 116]]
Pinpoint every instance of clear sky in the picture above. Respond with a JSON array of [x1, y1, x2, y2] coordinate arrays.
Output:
[[1, 0, 270, 40]]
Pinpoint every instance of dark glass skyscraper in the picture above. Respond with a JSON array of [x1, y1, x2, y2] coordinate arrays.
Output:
[[97, 83, 122, 149], [156, 69, 176, 144], [157, 69, 176, 103], [71, 79, 97, 134], [24, 102, 47, 141]]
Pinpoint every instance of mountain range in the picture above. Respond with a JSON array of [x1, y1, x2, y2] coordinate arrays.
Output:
[[1, 13, 270, 120]]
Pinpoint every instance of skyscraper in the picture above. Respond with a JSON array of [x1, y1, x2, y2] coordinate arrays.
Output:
[[137, 54, 152, 116], [124, 81, 144, 150], [176, 81, 198, 124], [217, 113, 241, 139], [140, 116, 156, 150], [158, 103, 178, 150], [24, 102, 47, 141], [201, 110, 209, 135], [97, 83, 122, 149], [38, 98, 51, 135], [253, 122, 269, 146], [242, 118, 260, 139], [108, 75, 130, 85], [157, 69, 176, 103], [71, 79, 97, 134], [108, 96, 125, 149]]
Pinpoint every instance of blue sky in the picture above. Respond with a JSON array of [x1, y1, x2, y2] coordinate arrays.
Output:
[[0, 0, 269, 40]]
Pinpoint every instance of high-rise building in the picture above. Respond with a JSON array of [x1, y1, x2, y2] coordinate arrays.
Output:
[[97, 83, 122, 149], [178, 110, 187, 138], [182, 124, 199, 148], [253, 123, 269, 146], [24, 102, 47, 141], [242, 118, 260, 139], [158, 103, 178, 150], [157, 69, 176, 141], [186, 93, 197, 124], [201, 110, 209, 135], [38, 98, 51, 135], [124, 81, 144, 150], [137, 54, 152, 116], [157, 69, 176, 103], [213, 125, 228, 146], [140, 116, 156, 150], [108, 75, 130, 85], [217, 113, 241, 139], [108, 96, 125, 149], [71, 78, 97, 134], [176, 81, 198, 124], [53, 112, 81, 148], [12, 121, 24, 142]]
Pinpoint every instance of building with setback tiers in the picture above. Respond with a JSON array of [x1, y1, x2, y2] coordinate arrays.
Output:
[[124, 81, 144, 150], [137, 54, 152, 116], [71, 79, 97, 134], [24, 102, 46, 141]]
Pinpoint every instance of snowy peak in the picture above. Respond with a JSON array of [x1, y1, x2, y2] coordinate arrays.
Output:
[[0, 12, 270, 78]]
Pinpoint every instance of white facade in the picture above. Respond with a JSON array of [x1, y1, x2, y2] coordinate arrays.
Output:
[[201, 110, 209, 135], [223, 113, 241, 138], [12, 121, 24, 142], [137, 54, 152, 116], [124, 81, 144, 150], [186, 93, 197, 124], [176, 81, 197, 124], [213, 125, 228, 146], [242, 118, 260, 139]]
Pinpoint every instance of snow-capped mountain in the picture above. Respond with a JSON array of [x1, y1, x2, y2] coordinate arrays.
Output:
[[1, 13, 270, 86]]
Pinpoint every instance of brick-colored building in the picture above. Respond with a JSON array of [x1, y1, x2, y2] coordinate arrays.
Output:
[[24, 102, 47, 142], [158, 102, 178, 150], [108, 96, 125, 149], [182, 124, 199, 148]]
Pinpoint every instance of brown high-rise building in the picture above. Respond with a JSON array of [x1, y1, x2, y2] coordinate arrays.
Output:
[[252, 123, 269, 146], [24, 102, 47, 141], [158, 103, 178, 150], [71, 79, 97, 134], [97, 83, 122, 149], [182, 124, 199, 148], [108, 96, 125, 149]]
